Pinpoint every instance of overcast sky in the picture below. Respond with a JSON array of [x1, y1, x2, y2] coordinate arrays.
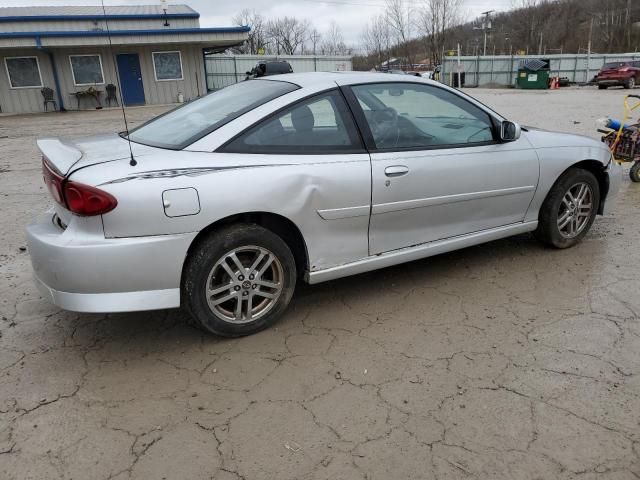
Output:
[[2, 0, 515, 44]]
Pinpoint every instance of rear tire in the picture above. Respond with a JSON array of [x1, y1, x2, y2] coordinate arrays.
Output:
[[182, 224, 296, 337], [598, 84, 608, 90], [624, 77, 635, 89], [534, 168, 600, 249], [630, 162, 640, 183]]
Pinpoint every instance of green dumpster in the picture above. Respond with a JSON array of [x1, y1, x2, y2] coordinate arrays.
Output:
[[516, 58, 551, 89]]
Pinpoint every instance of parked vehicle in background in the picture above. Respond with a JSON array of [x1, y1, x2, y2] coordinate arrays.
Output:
[[386, 69, 407, 75], [28, 72, 622, 337], [406, 71, 423, 77], [421, 71, 434, 79], [597, 61, 640, 89], [245, 60, 293, 80]]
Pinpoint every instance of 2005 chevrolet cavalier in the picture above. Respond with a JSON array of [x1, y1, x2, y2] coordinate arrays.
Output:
[[28, 72, 623, 336]]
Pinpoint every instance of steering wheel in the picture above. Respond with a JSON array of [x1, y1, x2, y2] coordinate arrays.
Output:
[[371, 108, 400, 148]]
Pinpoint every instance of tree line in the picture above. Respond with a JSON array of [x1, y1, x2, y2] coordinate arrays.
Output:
[[231, 0, 639, 68], [232, 9, 352, 56]]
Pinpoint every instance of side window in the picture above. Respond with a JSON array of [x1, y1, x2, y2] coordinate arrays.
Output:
[[351, 83, 495, 150], [221, 90, 363, 154], [4, 56, 42, 88]]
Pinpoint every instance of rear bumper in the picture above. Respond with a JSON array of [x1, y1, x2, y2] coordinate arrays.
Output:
[[26, 210, 197, 313], [597, 76, 631, 85], [33, 274, 180, 313]]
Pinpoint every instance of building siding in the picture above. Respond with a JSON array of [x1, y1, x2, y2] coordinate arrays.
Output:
[[0, 5, 247, 114], [0, 48, 55, 114], [0, 44, 206, 114]]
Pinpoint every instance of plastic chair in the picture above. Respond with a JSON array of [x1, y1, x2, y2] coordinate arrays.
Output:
[[41, 87, 57, 112]]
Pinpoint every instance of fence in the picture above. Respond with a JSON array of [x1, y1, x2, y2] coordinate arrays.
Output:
[[204, 54, 353, 90], [442, 53, 640, 87]]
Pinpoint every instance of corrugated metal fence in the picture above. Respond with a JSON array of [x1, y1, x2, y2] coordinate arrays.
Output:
[[442, 53, 640, 87], [205, 54, 353, 90]]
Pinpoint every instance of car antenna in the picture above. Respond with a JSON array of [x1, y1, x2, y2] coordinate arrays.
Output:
[[101, 0, 137, 166]]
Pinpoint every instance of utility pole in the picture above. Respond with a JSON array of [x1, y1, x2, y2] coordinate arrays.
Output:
[[482, 10, 493, 56], [475, 10, 493, 56], [586, 17, 594, 82]]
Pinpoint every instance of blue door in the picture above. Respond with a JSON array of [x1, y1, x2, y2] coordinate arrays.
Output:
[[116, 54, 145, 106]]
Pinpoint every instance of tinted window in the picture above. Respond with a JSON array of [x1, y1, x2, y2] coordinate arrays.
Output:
[[128, 80, 298, 150], [5, 57, 42, 88], [69, 55, 104, 85], [221, 90, 363, 154], [352, 83, 495, 150], [152, 51, 183, 80], [602, 62, 628, 69]]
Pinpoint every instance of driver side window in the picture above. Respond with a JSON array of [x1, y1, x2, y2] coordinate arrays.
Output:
[[351, 83, 495, 150]]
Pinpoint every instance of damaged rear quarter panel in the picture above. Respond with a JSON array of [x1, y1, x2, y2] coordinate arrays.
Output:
[[80, 150, 372, 272]]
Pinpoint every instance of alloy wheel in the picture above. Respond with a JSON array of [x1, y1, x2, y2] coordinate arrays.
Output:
[[205, 246, 284, 324], [557, 182, 593, 239]]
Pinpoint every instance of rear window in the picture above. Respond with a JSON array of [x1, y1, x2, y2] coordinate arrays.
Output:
[[602, 62, 629, 70], [128, 80, 298, 149]]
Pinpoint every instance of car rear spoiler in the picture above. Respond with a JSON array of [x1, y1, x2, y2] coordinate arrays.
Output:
[[36, 137, 82, 176]]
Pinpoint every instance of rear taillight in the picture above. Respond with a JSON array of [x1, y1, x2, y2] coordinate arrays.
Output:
[[42, 156, 117, 216], [42, 157, 64, 205], [64, 181, 117, 216]]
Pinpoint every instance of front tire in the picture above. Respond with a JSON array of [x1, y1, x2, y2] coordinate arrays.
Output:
[[535, 168, 600, 249], [630, 162, 640, 183], [182, 224, 296, 337], [624, 77, 635, 89], [598, 84, 608, 90]]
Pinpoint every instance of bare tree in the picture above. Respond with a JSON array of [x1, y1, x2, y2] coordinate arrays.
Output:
[[266, 17, 310, 54], [322, 21, 348, 55], [360, 14, 389, 67], [417, 0, 465, 64], [386, 0, 414, 66], [232, 9, 267, 54], [510, 0, 547, 53], [309, 28, 322, 55]]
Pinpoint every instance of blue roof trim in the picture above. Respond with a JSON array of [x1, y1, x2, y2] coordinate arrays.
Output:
[[0, 26, 251, 39], [0, 13, 200, 22]]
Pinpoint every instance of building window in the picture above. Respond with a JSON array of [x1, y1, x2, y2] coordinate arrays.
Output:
[[152, 51, 183, 81], [69, 54, 104, 86], [4, 56, 43, 89]]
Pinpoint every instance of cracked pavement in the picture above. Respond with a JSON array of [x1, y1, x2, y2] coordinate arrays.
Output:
[[1, 87, 639, 479]]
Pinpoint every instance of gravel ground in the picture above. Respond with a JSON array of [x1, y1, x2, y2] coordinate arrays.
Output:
[[1, 86, 639, 480]]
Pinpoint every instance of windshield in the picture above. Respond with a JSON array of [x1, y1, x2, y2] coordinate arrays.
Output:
[[602, 62, 628, 70], [128, 80, 298, 149]]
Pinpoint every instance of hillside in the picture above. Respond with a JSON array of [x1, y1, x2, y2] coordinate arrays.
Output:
[[354, 0, 640, 70]]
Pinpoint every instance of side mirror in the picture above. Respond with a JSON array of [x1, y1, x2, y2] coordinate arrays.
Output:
[[500, 121, 521, 142]]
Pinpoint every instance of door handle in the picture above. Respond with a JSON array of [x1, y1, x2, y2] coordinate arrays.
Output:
[[384, 165, 409, 177]]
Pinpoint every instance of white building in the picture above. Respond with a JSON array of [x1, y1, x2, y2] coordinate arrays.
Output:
[[0, 4, 249, 114]]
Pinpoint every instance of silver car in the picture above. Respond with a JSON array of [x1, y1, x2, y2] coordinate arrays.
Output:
[[27, 72, 622, 336]]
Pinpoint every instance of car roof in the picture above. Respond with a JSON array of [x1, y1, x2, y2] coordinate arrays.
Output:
[[256, 71, 434, 89]]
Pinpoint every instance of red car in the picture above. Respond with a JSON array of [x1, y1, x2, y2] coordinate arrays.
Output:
[[597, 61, 640, 89]]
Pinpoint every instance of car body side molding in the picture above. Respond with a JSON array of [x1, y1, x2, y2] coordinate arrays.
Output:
[[306, 221, 538, 284], [372, 185, 537, 215], [317, 205, 371, 220]]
